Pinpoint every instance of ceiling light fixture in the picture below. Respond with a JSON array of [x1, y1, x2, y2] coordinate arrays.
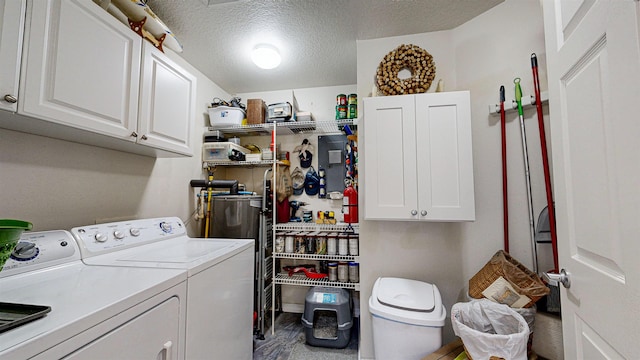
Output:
[[251, 44, 281, 70]]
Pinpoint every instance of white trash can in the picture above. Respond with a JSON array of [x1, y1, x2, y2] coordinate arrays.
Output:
[[369, 277, 446, 359]]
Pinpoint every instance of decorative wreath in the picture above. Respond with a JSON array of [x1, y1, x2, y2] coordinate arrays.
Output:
[[375, 44, 436, 96]]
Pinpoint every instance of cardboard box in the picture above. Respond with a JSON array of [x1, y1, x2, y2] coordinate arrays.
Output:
[[246, 99, 267, 124]]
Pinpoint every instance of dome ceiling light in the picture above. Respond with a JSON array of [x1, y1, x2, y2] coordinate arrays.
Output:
[[251, 44, 281, 70]]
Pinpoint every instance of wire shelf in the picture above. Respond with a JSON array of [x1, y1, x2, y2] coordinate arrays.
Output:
[[274, 223, 359, 233], [274, 273, 359, 290], [202, 160, 281, 168], [274, 253, 358, 262], [206, 119, 356, 137]]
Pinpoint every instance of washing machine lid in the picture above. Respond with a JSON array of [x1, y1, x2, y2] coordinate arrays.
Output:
[[376, 277, 436, 312]]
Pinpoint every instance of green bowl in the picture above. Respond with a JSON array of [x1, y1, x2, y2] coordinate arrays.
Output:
[[0, 219, 33, 271]]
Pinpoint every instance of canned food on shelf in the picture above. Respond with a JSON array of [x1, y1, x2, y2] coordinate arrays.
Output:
[[337, 94, 347, 106]]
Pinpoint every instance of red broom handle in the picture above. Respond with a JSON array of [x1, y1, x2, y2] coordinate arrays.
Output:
[[500, 86, 509, 252], [531, 53, 559, 272]]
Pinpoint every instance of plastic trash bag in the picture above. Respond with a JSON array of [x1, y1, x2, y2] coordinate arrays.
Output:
[[451, 299, 529, 360]]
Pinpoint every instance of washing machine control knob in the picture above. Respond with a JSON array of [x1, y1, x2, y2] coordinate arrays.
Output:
[[113, 230, 125, 239], [130, 228, 141, 237], [160, 222, 172, 233], [95, 233, 108, 242], [11, 241, 39, 261]]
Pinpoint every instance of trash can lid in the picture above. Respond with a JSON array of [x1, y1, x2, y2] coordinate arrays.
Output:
[[376, 277, 436, 312], [369, 277, 446, 327]]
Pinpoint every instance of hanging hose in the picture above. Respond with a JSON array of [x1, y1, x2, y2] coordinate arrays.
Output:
[[204, 173, 214, 238], [531, 53, 559, 273], [515, 78, 538, 273], [500, 86, 509, 252]]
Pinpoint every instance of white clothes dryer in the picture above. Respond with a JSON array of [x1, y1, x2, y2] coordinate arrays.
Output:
[[71, 217, 255, 360]]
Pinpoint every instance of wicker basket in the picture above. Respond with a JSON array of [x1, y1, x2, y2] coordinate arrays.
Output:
[[469, 250, 549, 308]]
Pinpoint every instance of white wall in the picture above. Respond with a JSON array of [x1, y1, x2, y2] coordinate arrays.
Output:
[[0, 49, 230, 236], [356, 1, 549, 358]]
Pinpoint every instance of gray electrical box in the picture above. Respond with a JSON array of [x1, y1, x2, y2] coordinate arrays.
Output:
[[318, 135, 347, 193]]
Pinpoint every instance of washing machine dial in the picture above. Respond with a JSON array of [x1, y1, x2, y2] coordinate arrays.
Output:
[[130, 228, 141, 237], [113, 230, 125, 239], [95, 233, 108, 242], [10, 242, 39, 261], [160, 222, 172, 233]]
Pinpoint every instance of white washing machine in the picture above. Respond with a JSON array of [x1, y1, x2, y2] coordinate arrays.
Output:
[[71, 217, 255, 360], [0, 230, 187, 360]]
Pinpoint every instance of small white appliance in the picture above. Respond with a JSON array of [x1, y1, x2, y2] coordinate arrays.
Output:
[[0, 230, 187, 360], [369, 277, 446, 359], [71, 217, 254, 360]]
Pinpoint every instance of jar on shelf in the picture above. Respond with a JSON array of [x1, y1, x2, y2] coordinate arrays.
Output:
[[315, 232, 327, 255], [326, 232, 338, 255], [348, 234, 359, 256], [338, 234, 349, 256], [348, 262, 359, 283], [305, 232, 316, 254], [337, 262, 349, 282], [294, 232, 306, 254], [285, 232, 295, 253], [328, 262, 338, 282], [275, 232, 285, 253]]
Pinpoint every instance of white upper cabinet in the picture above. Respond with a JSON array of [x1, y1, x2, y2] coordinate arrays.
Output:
[[362, 91, 475, 221], [7, 0, 195, 157], [0, 0, 26, 112], [20, 0, 141, 139], [139, 42, 195, 156]]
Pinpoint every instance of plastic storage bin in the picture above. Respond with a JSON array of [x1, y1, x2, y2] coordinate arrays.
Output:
[[369, 277, 446, 359], [301, 287, 352, 349], [208, 106, 246, 128]]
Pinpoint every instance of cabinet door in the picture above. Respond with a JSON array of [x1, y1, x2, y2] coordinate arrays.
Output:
[[138, 42, 195, 156], [61, 297, 180, 360], [363, 95, 418, 220], [20, 0, 140, 139], [415, 91, 474, 221], [0, 0, 25, 112]]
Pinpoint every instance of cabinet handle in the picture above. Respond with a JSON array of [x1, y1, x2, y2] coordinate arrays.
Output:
[[141, 134, 148, 140], [421, 210, 427, 216], [4, 94, 17, 103], [411, 210, 418, 216], [131, 131, 138, 138], [162, 341, 173, 360]]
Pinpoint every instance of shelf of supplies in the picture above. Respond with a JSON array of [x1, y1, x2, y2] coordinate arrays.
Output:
[[274, 223, 359, 233], [202, 160, 283, 168], [274, 273, 359, 291], [274, 253, 359, 262], [206, 119, 357, 137]]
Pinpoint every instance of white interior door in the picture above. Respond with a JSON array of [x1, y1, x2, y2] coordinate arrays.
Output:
[[542, 0, 640, 358]]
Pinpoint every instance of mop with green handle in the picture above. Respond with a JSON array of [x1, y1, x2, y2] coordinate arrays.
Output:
[[515, 78, 538, 273]]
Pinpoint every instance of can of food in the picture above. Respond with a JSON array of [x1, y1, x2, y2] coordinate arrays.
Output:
[[349, 235, 359, 256], [338, 262, 349, 282], [348, 104, 357, 119], [347, 93, 357, 105], [326, 232, 338, 255], [337, 94, 347, 106], [336, 105, 348, 120], [285, 232, 295, 253], [338, 234, 349, 256], [328, 262, 338, 281], [348, 262, 359, 282]]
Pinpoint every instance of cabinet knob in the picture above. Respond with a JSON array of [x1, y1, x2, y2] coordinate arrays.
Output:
[[131, 131, 138, 138], [4, 94, 17, 103], [141, 134, 148, 140], [411, 210, 418, 216], [421, 210, 427, 216]]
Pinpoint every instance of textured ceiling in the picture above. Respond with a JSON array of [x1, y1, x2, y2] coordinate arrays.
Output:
[[146, 0, 503, 94]]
